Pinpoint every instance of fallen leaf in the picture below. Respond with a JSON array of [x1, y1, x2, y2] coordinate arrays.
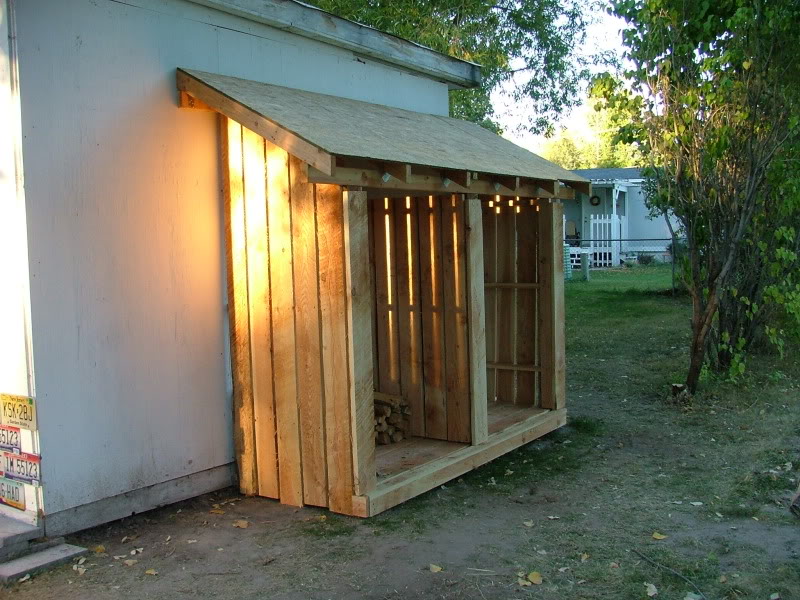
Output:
[[684, 593, 703, 600], [505, 469, 514, 476], [523, 520, 534, 528], [558, 566, 570, 573], [547, 515, 560, 520], [165, 536, 171, 543], [145, 569, 158, 576], [233, 520, 250, 529], [719, 575, 728, 583], [209, 508, 225, 515], [121, 536, 129, 543], [527, 571, 543, 585], [123, 559, 138, 567], [91, 544, 106, 554], [715, 512, 724, 518], [429, 564, 443, 573], [537, 549, 547, 555], [610, 562, 620, 568], [690, 502, 703, 506], [577, 579, 586, 584], [18, 574, 31, 583], [645, 582, 658, 597], [77, 567, 87, 576], [77, 557, 86, 565], [769, 594, 781, 600], [580, 552, 590, 562], [187, 540, 198, 544], [652, 532, 668, 540], [517, 578, 532, 587], [113, 555, 126, 560]]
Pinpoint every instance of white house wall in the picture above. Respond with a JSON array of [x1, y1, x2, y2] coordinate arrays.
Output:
[[15, 0, 451, 517]]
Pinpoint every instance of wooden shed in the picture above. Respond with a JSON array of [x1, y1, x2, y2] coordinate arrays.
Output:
[[177, 69, 589, 517]]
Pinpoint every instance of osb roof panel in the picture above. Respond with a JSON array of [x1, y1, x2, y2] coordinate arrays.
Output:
[[181, 69, 588, 184]]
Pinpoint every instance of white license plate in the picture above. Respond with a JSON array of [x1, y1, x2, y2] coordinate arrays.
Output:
[[0, 394, 37, 431], [0, 426, 21, 452], [2, 451, 40, 486], [0, 477, 25, 511]]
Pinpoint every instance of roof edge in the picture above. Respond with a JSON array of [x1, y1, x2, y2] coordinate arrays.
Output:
[[188, 0, 482, 88]]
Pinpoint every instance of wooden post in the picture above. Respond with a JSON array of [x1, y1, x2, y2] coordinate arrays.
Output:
[[343, 189, 377, 495], [580, 251, 590, 282], [465, 196, 488, 444], [538, 200, 566, 411]]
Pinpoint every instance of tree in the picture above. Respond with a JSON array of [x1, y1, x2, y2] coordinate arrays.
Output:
[[541, 99, 641, 169], [306, 0, 598, 134], [597, 0, 800, 393]]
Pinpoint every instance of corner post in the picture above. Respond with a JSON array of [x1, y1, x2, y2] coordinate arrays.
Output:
[[538, 200, 566, 411], [465, 196, 488, 444], [342, 189, 376, 495]]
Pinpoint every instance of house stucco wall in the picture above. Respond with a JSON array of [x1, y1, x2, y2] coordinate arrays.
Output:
[[15, 0, 451, 516]]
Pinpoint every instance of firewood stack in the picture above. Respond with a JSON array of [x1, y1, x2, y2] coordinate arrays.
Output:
[[374, 394, 411, 445]]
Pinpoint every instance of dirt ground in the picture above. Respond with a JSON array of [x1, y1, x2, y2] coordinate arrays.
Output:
[[4, 267, 799, 599]]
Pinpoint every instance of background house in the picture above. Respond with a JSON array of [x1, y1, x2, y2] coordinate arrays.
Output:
[[564, 167, 680, 266]]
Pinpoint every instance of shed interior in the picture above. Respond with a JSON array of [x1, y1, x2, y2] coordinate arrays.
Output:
[[178, 69, 583, 517]]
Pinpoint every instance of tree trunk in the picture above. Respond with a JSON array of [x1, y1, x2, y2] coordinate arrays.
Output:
[[686, 295, 719, 394]]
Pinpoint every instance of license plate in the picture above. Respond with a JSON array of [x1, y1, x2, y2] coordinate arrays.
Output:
[[0, 477, 25, 511], [1, 451, 41, 486], [0, 394, 37, 431], [0, 426, 21, 452]]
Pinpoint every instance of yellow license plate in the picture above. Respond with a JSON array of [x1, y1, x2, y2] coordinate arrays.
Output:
[[0, 477, 25, 511], [0, 394, 37, 431]]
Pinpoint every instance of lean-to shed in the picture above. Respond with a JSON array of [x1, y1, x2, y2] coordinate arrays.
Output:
[[0, 0, 588, 536]]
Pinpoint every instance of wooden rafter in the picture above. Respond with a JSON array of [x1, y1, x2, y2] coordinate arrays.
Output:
[[177, 69, 336, 175]]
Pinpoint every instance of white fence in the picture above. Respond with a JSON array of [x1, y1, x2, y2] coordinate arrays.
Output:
[[588, 215, 626, 267]]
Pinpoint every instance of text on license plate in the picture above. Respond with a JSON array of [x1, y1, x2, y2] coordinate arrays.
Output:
[[0, 426, 21, 452], [1, 451, 40, 486], [0, 394, 37, 431], [0, 477, 25, 511]]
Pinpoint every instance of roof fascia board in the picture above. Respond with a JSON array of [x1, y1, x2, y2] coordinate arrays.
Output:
[[188, 0, 481, 88]]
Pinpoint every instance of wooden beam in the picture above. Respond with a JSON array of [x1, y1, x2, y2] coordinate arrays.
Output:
[[382, 162, 411, 182], [444, 170, 471, 188], [177, 69, 335, 175], [309, 166, 544, 198], [538, 201, 566, 411], [465, 196, 488, 445], [492, 175, 519, 193], [355, 408, 566, 516], [342, 189, 377, 496], [179, 90, 214, 110], [567, 180, 592, 196], [220, 116, 258, 497], [532, 179, 558, 197]]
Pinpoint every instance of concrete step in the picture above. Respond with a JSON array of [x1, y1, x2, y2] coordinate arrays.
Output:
[[0, 543, 87, 583], [0, 536, 65, 563], [0, 516, 42, 549]]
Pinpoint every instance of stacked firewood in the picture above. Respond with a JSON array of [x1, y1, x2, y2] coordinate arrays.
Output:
[[374, 394, 411, 445]]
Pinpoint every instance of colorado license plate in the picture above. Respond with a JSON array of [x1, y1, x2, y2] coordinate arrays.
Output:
[[1, 451, 40, 486], [0, 394, 37, 431], [0, 477, 25, 511], [0, 426, 21, 452]]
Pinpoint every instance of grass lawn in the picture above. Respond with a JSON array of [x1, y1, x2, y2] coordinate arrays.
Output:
[[13, 265, 800, 600]]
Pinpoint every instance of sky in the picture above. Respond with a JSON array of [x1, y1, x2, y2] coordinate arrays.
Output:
[[491, 9, 628, 156]]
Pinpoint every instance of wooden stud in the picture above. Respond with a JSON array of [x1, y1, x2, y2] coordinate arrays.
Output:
[[493, 176, 520, 193], [418, 196, 448, 440], [444, 170, 471, 188], [241, 127, 279, 499], [382, 162, 412, 182], [371, 198, 401, 396], [394, 196, 426, 437], [515, 202, 538, 407], [290, 155, 328, 507], [495, 200, 517, 404], [465, 196, 488, 445], [567, 180, 592, 196], [317, 184, 356, 513], [442, 195, 471, 443], [179, 90, 214, 111], [343, 189, 377, 495], [177, 69, 335, 175], [538, 201, 566, 410], [482, 200, 498, 406], [308, 166, 550, 198], [220, 116, 259, 496], [532, 179, 558, 197]]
